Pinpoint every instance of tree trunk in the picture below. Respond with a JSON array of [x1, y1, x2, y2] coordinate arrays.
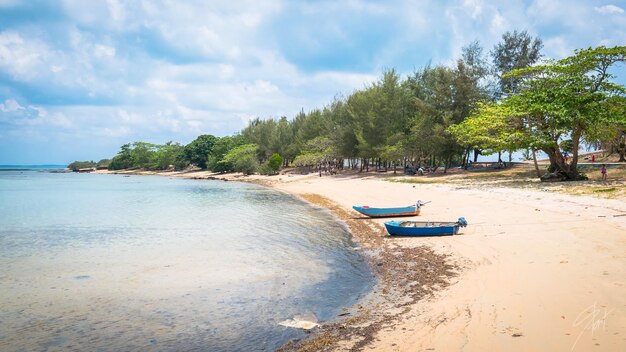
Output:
[[532, 149, 541, 178], [544, 147, 580, 180], [473, 149, 480, 162]]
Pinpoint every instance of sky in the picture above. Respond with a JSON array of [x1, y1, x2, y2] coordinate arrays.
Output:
[[1, 0, 625, 164]]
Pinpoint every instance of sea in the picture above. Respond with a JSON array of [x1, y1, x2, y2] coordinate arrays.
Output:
[[0, 167, 373, 351]]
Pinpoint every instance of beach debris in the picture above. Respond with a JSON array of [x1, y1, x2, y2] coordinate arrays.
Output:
[[279, 312, 320, 330]]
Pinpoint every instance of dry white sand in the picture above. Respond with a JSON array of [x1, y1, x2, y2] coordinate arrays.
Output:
[[260, 172, 626, 351], [101, 169, 626, 351]]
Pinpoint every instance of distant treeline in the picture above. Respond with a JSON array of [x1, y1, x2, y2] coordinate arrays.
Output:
[[68, 160, 110, 171], [76, 31, 625, 180]]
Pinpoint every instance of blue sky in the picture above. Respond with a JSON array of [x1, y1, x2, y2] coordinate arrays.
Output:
[[1, 0, 625, 164]]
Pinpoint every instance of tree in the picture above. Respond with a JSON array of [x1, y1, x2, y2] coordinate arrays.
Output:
[[491, 30, 543, 97], [265, 153, 284, 175], [129, 141, 157, 168], [407, 65, 466, 171], [108, 143, 134, 170], [207, 134, 246, 172], [586, 97, 626, 161], [293, 136, 336, 168], [221, 144, 259, 175], [67, 160, 96, 171], [455, 46, 626, 180], [454, 42, 491, 164], [153, 142, 186, 170], [96, 159, 111, 168], [183, 134, 217, 169]]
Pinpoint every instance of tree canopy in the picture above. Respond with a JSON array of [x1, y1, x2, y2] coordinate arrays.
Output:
[[452, 45, 626, 180]]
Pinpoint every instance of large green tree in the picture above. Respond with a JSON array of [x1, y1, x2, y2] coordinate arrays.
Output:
[[183, 134, 217, 169], [454, 45, 626, 180], [221, 144, 259, 175], [206, 134, 246, 172]]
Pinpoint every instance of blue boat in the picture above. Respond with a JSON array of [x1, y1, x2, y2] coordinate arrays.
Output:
[[384, 217, 468, 236], [352, 201, 424, 218]]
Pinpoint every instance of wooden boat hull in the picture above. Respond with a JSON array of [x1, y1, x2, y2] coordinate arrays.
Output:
[[384, 217, 467, 236], [352, 201, 424, 218]]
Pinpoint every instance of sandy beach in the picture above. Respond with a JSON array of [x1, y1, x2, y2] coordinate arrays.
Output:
[[100, 169, 626, 351]]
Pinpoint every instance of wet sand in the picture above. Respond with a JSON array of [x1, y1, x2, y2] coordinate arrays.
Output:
[[99, 169, 626, 351]]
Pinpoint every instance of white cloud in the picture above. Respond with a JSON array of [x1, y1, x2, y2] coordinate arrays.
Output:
[[0, 32, 48, 81], [48, 112, 73, 128], [96, 126, 131, 137], [543, 36, 572, 59], [594, 4, 625, 15], [0, 99, 73, 128], [463, 0, 484, 19], [94, 44, 116, 58], [490, 11, 506, 34], [0, 98, 24, 112]]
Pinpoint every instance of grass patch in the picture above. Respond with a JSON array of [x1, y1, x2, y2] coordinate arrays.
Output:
[[385, 177, 448, 184], [549, 183, 624, 199], [382, 164, 625, 199], [593, 187, 616, 193]]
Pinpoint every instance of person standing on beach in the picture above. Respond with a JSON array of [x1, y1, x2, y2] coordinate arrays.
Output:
[[601, 164, 607, 180]]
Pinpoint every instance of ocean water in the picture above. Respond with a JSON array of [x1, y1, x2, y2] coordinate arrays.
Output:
[[0, 170, 373, 351]]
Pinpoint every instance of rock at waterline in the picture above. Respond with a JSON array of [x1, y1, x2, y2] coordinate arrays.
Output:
[[279, 312, 319, 330]]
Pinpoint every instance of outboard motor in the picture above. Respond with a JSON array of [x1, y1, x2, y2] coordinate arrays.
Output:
[[457, 217, 468, 227]]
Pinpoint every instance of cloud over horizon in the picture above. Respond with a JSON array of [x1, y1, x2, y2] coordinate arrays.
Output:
[[0, 0, 625, 164]]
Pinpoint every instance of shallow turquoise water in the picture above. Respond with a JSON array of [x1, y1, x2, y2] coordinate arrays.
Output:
[[0, 171, 372, 351]]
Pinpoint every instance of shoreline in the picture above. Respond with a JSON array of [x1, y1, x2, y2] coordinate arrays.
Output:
[[97, 169, 626, 351], [96, 169, 463, 350]]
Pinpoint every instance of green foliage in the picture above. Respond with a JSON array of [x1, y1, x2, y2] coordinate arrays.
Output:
[[450, 102, 529, 155], [153, 142, 186, 170], [96, 159, 111, 168], [206, 134, 247, 172], [67, 160, 95, 171], [559, 139, 574, 153], [453, 45, 626, 180], [293, 136, 335, 166], [108, 143, 133, 170], [221, 144, 259, 175], [183, 134, 217, 169], [108, 141, 187, 171], [491, 30, 543, 96], [266, 153, 283, 174]]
